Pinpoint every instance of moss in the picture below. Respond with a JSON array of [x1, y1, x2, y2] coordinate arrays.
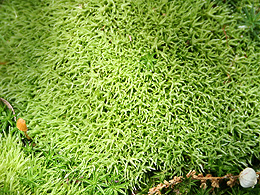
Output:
[[0, 0, 260, 194]]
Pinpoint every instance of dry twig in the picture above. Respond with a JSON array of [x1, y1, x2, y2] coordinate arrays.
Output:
[[0, 97, 16, 121], [222, 25, 229, 47], [148, 170, 260, 195]]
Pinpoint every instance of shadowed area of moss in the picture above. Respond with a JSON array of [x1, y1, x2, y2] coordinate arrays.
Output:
[[0, 0, 260, 194]]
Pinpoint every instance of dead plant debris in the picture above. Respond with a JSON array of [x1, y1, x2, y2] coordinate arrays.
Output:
[[148, 170, 260, 195]]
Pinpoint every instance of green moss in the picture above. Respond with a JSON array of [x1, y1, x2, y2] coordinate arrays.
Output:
[[0, 0, 260, 194]]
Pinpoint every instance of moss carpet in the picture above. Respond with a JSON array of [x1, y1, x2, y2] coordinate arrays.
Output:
[[0, 0, 260, 194]]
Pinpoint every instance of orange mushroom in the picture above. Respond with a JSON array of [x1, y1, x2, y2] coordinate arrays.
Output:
[[17, 118, 31, 140]]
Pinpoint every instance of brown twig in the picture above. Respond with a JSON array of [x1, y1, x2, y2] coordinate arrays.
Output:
[[0, 97, 16, 121], [100, 25, 106, 31], [222, 25, 229, 47], [148, 170, 260, 195]]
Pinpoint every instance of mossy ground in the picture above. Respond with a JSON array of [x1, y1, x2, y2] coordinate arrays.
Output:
[[0, 0, 260, 194]]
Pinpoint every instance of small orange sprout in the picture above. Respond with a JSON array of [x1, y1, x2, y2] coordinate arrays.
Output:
[[17, 118, 27, 132], [17, 118, 31, 140]]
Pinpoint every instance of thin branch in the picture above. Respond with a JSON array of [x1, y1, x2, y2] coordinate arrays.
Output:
[[148, 170, 260, 195], [222, 25, 229, 47], [0, 97, 16, 121]]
